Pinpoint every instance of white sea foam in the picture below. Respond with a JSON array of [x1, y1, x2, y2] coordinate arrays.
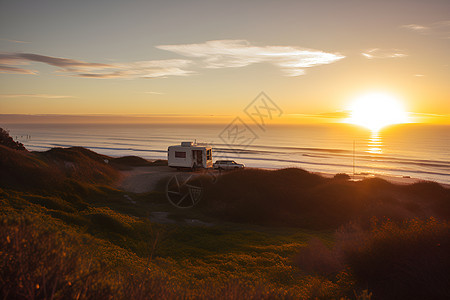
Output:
[[5, 123, 450, 184]]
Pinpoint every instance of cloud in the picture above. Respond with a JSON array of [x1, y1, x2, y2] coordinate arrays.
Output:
[[0, 65, 38, 74], [0, 53, 30, 65], [0, 94, 74, 99], [0, 53, 193, 78], [288, 111, 350, 118], [0, 40, 344, 78], [144, 91, 164, 95], [362, 48, 407, 59], [157, 40, 344, 76], [18, 53, 113, 72], [0, 38, 30, 44], [401, 20, 450, 39], [314, 111, 350, 119]]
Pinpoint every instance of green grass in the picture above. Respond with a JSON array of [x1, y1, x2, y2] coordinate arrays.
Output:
[[1, 189, 346, 299], [1, 144, 449, 299]]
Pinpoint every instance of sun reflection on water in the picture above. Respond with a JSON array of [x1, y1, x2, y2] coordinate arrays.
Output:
[[367, 132, 383, 154]]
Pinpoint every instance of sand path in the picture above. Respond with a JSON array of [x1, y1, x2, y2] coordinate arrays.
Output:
[[117, 166, 176, 193]]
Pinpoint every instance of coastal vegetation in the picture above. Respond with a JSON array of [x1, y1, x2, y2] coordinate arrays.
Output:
[[1, 128, 449, 299]]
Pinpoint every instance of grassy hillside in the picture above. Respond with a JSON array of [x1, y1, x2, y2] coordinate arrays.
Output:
[[1, 135, 449, 299], [202, 168, 450, 228], [0, 145, 119, 191]]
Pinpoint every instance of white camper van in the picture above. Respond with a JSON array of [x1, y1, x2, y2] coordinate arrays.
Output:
[[168, 142, 213, 169]]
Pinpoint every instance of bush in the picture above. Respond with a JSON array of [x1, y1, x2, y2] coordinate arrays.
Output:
[[203, 168, 450, 229], [0, 128, 26, 150], [88, 212, 132, 235], [0, 216, 335, 299], [293, 238, 343, 276], [0, 217, 176, 299], [0, 217, 98, 299], [337, 218, 450, 299], [202, 168, 327, 227], [24, 195, 76, 213], [333, 173, 351, 180]]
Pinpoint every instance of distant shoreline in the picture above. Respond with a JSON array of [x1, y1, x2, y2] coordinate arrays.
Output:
[[4, 122, 450, 185]]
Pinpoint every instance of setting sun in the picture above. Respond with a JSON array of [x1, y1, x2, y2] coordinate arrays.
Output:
[[346, 92, 409, 132]]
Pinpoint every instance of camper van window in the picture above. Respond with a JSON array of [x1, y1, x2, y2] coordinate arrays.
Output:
[[206, 149, 212, 160], [175, 151, 186, 158]]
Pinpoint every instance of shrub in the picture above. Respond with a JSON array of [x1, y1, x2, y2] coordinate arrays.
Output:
[[24, 195, 76, 213], [49, 211, 89, 227], [333, 173, 351, 180], [0, 217, 98, 299], [202, 168, 327, 227], [204, 168, 449, 229], [403, 181, 450, 219], [293, 238, 343, 276], [0, 128, 26, 150], [337, 218, 450, 299], [0, 216, 174, 299], [88, 212, 132, 235], [150, 159, 168, 166]]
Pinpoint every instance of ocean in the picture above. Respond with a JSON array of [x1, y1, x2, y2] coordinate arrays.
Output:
[[4, 123, 450, 184]]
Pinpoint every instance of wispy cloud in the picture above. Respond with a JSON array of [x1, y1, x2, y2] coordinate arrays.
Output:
[[401, 20, 450, 39], [286, 111, 350, 120], [409, 112, 449, 123], [0, 38, 30, 44], [0, 94, 74, 99], [0, 53, 193, 78], [362, 48, 407, 59], [144, 91, 164, 95], [314, 111, 350, 119], [0, 65, 38, 74], [1, 40, 344, 78], [157, 40, 345, 76]]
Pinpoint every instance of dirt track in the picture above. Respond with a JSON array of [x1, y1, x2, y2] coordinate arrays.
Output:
[[117, 166, 224, 194], [117, 166, 175, 193]]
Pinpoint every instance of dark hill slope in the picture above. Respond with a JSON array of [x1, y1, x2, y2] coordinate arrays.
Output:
[[0, 146, 119, 191], [202, 168, 450, 228]]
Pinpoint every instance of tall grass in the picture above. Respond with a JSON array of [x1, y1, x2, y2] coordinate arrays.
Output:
[[0, 216, 344, 299], [0, 216, 179, 299], [338, 218, 450, 299], [294, 218, 450, 299]]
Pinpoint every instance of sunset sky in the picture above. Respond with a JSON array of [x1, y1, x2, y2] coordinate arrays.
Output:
[[1, 0, 449, 124]]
